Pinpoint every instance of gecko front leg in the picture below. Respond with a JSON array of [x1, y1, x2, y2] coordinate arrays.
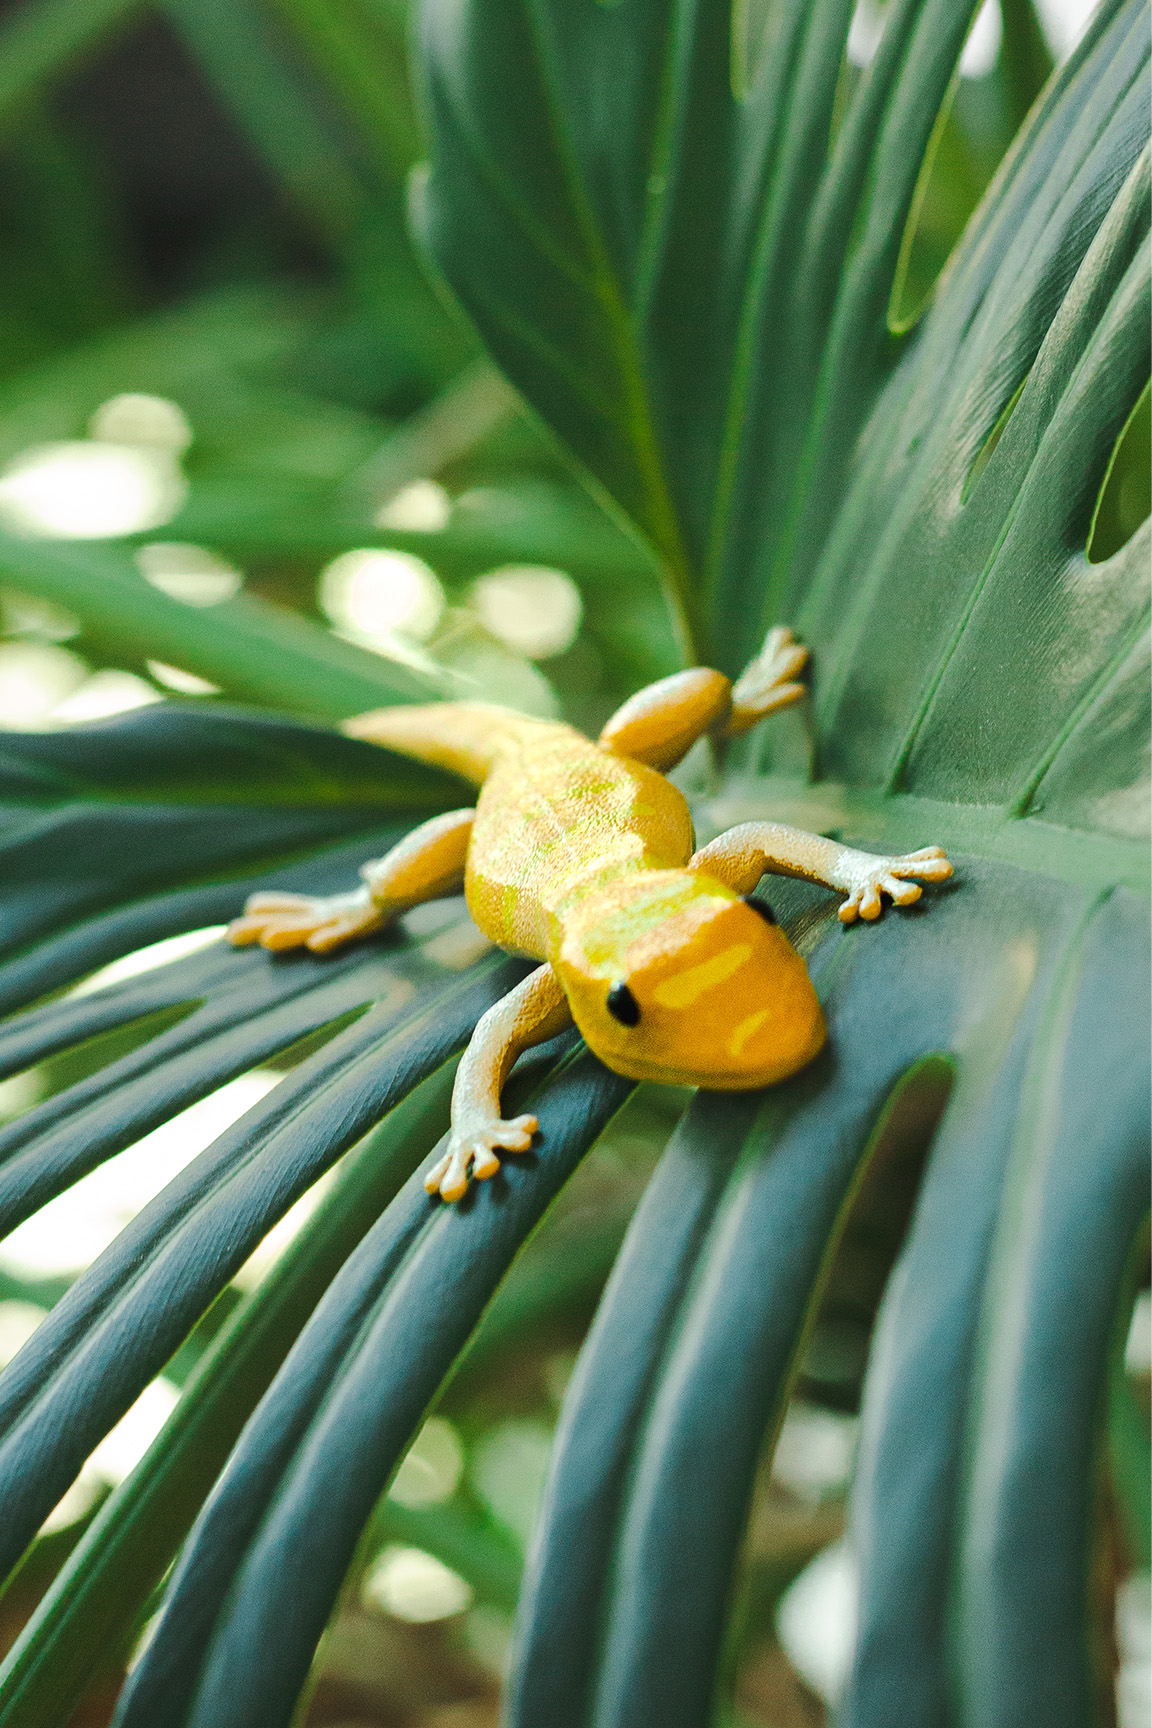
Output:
[[228, 808, 475, 953], [426, 964, 574, 1202], [692, 823, 953, 922], [831, 844, 953, 923]]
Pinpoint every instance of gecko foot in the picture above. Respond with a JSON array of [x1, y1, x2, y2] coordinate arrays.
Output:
[[838, 846, 953, 924], [425, 1115, 539, 1203], [228, 887, 384, 953], [731, 625, 810, 721]]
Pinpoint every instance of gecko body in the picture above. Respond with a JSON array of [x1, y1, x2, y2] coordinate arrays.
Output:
[[230, 630, 953, 1200]]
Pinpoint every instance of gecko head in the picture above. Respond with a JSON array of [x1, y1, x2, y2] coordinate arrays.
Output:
[[552, 870, 826, 1089]]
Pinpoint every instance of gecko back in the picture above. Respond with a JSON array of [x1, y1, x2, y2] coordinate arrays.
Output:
[[347, 700, 696, 958]]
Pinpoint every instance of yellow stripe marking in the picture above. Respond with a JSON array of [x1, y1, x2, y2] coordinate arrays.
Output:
[[728, 1007, 771, 1058], [652, 943, 752, 1009]]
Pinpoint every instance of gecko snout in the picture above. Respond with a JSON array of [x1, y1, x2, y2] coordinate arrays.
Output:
[[556, 873, 826, 1090]]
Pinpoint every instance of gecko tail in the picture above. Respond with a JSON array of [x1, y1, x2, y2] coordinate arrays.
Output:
[[342, 701, 540, 785]]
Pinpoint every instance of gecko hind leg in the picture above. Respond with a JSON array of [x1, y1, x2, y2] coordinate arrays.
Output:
[[598, 666, 733, 772], [598, 627, 809, 772], [725, 625, 809, 736], [228, 807, 475, 954]]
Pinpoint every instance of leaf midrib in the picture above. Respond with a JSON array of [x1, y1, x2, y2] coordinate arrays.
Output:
[[516, 0, 699, 650]]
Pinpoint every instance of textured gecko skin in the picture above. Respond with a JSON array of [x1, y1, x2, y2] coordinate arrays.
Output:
[[230, 632, 953, 1199]]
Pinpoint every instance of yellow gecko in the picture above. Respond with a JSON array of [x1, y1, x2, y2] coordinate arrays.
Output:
[[229, 629, 952, 1201]]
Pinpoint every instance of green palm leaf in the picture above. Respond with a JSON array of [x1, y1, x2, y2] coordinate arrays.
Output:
[[410, 4, 1149, 1722]]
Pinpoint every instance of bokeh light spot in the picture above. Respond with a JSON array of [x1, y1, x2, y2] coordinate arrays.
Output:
[[0, 442, 186, 538], [87, 1377, 180, 1486], [146, 660, 221, 695], [69, 926, 227, 997], [0, 1299, 49, 1368], [362, 1546, 473, 1623], [231, 1173, 336, 1294], [471, 565, 582, 659], [89, 393, 192, 455], [1126, 1290, 1152, 1376], [849, 0, 1000, 74], [771, 1401, 858, 1504], [0, 587, 80, 641], [389, 1416, 465, 1508], [0, 1069, 280, 1278], [375, 479, 452, 532], [1033, 0, 1099, 55], [776, 1539, 858, 1706], [1116, 1572, 1151, 1728], [37, 1375, 182, 1535], [848, 0, 1091, 75], [136, 542, 243, 606], [51, 669, 162, 724], [319, 548, 445, 644], [0, 1069, 43, 1120], [470, 1419, 553, 1549], [0, 641, 87, 728], [959, 0, 1002, 76]]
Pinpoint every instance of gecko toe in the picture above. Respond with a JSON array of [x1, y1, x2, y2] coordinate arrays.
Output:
[[438, 1152, 472, 1202], [227, 916, 265, 946], [424, 1150, 452, 1195], [259, 920, 316, 950], [243, 892, 312, 914]]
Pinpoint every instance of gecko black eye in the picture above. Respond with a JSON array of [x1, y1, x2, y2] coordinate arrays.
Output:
[[743, 895, 777, 925], [606, 982, 641, 1026]]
